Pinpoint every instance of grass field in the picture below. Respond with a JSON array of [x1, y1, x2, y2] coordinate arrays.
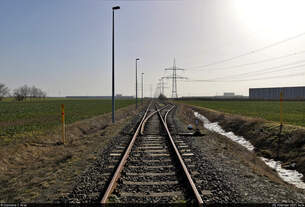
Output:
[[180, 100, 305, 127], [0, 99, 135, 140]]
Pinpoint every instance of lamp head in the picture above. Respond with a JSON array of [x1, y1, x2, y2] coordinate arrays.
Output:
[[112, 6, 120, 10], [136, 58, 140, 61]]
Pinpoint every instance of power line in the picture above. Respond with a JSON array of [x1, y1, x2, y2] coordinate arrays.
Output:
[[227, 72, 305, 82], [187, 31, 305, 69], [202, 59, 305, 81], [188, 49, 305, 71], [185, 72, 304, 83]]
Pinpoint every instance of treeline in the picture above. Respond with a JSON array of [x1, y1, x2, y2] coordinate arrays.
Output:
[[0, 83, 47, 101]]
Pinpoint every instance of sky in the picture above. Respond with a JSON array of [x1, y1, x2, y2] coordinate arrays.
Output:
[[1, 0, 305, 97]]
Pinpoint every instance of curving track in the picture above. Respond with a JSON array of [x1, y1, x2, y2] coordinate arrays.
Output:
[[100, 102, 203, 204]]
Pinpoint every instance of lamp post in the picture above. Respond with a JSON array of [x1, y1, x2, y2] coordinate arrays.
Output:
[[135, 58, 140, 109], [141, 72, 144, 105], [112, 6, 120, 123]]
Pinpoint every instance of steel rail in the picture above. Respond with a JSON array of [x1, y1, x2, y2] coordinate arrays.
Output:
[[101, 101, 152, 204], [157, 105, 204, 205], [140, 104, 170, 135]]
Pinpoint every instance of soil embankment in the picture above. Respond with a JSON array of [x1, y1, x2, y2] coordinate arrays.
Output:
[[178, 103, 305, 182]]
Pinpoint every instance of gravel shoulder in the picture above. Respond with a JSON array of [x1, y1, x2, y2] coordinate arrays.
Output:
[[175, 103, 305, 203]]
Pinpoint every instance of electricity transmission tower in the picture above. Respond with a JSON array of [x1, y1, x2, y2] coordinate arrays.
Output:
[[159, 77, 169, 95], [164, 58, 187, 98], [154, 85, 160, 98], [157, 80, 162, 95]]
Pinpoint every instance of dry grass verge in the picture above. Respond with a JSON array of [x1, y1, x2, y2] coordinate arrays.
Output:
[[0, 103, 146, 202]]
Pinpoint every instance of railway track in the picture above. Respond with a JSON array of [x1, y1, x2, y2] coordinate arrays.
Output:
[[100, 102, 204, 204]]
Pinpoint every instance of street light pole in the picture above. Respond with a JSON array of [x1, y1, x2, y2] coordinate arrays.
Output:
[[112, 6, 120, 124], [141, 72, 144, 105], [135, 58, 140, 109]]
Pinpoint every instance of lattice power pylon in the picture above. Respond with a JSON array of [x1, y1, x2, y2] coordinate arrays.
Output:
[[164, 58, 187, 98], [159, 77, 170, 95]]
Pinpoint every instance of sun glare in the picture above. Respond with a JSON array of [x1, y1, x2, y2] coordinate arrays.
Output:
[[233, 0, 305, 38]]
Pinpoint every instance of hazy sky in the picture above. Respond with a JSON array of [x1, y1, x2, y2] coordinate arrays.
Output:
[[1, 0, 305, 97]]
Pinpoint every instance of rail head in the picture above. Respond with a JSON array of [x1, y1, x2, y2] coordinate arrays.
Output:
[[157, 104, 204, 205], [101, 101, 153, 204]]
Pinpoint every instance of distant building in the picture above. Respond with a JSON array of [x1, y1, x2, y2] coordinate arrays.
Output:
[[224, 92, 235, 96], [249, 86, 305, 100], [180, 95, 248, 100], [66, 95, 133, 99]]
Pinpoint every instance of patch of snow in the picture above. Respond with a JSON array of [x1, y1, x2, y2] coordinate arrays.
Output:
[[194, 111, 305, 189], [194, 112, 254, 151], [261, 158, 305, 189]]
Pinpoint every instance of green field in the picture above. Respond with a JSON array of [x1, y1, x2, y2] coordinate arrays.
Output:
[[0, 99, 135, 140], [180, 100, 305, 127]]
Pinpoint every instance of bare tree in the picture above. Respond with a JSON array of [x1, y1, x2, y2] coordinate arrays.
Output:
[[20, 85, 30, 101], [30, 86, 39, 99], [13, 85, 30, 101], [40, 90, 47, 99], [37, 88, 44, 99], [13, 88, 24, 101], [13, 85, 47, 101], [0, 83, 9, 101]]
